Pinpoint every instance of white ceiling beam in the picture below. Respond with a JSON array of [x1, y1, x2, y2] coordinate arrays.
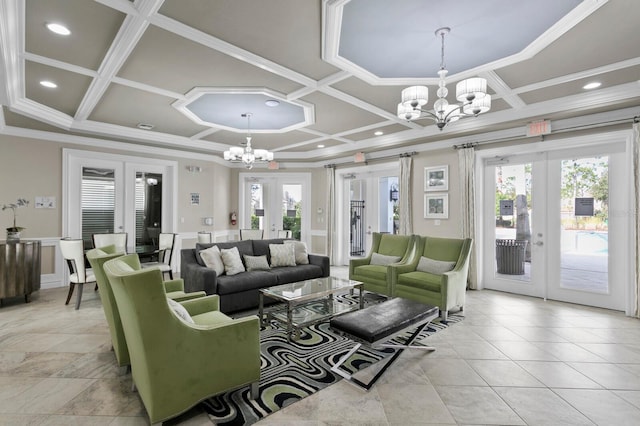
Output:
[[23, 52, 98, 78]]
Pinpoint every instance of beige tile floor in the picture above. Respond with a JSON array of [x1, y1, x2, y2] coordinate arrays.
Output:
[[1, 268, 640, 425]]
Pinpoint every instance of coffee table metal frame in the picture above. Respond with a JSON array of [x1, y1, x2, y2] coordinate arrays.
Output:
[[258, 276, 364, 341]]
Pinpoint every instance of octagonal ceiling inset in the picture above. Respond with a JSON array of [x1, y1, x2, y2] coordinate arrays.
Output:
[[324, 0, 606, 84], [173, 87, 314, 132]]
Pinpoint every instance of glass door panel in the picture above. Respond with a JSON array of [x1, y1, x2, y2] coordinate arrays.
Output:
[[135, 172, 163, 247], [559, 157, 609, 293], [281, 184, 302, 240], [81, 167, 116, 248]]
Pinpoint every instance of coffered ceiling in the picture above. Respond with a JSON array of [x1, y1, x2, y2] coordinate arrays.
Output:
[[0, 0, 639, 166]]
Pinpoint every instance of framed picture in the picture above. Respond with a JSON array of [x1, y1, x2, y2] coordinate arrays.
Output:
[[424, 194, 449, 219], [190, 192, 200, 205], [424, 165, 449, 191]]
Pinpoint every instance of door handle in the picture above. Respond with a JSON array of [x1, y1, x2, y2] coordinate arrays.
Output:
[[534, 241, 543, 246]]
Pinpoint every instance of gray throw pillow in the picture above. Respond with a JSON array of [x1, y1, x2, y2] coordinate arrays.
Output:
[[283, 240, 310, 265], [416, 256, 456, 275], [370, 252, 402, 266], [244, 255, 271, 271], [269, 243, 296, 267], [220, 247, 246, 276]]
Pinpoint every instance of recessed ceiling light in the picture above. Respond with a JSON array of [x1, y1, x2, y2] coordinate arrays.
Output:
[[39, 80, 57, 88], [374, 131, 384, 136], [265, 99, 280, 107], [317, 144, 325, 148], [583, 82, 601, 90], [137, 123, 154, 130], [46, 23, 70, 36]]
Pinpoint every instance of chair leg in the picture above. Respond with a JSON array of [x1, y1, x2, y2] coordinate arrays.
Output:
[[440, 310, 448, 322], [250, 381, 259, 400], [94, 283, 98, 291], [168, 270, 173, 280], [75, 283, 84, 310], [65, 282, 75, 305]]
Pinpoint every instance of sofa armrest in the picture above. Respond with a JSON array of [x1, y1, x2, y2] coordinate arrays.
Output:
[[308, 254, 330, 277], [180, 249, 219, 294], [179, 294, 221, 316], [163, 278, 185, 293]]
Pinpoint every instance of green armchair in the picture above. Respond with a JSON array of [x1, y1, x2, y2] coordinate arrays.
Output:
[[103, 256, 261, 425], [390, 236, 472, 321], [86, 249, 206, 368], [349, 233, 416, 296]]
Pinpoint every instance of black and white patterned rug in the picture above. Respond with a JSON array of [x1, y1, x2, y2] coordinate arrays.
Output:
[[200, 297, 463, 425]]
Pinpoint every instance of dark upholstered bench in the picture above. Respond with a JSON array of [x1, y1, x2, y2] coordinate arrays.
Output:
[[329, 297, 439, 390]]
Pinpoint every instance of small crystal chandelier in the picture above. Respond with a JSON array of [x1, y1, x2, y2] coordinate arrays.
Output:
[[223, 113, 274, 169], [397, 27, 491, 131]]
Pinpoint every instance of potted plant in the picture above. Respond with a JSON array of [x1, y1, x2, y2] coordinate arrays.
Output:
[[2, 198, 29, 241]]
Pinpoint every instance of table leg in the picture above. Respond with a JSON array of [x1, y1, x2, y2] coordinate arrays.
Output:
[[259, 293, 265, 326], [287, 303, 293, 342], [359, 286, 364, 309]]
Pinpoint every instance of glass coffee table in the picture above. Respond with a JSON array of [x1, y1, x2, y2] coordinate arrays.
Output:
[[259, 276, 364, 341]]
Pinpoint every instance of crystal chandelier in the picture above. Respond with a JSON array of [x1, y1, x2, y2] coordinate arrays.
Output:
[[397, 27, 491, 131], [223, 113, 274, 169]]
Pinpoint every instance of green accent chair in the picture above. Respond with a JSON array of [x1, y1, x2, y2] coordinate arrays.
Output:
[[103, 255, 260, 425], [390, 236, 473, 321], [349, 233, 416, 296], [86, 248, 206, 368]]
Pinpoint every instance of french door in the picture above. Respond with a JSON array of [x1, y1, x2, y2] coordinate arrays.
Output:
[[481, 142, 628, 311], [64, 150, 176, 252], [239, 173, 311, 242]]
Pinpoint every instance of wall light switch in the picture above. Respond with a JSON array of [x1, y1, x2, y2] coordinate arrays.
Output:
[[434, 220, 441, 226], [202, 217, 213, 226], [180, 217, 185, 224]]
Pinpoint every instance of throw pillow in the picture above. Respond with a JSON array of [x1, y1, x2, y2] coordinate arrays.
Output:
[[416, 256, 456, 275], [167, 299, 194, 324], [284, 240, 310, 265], [220, 247, 245, 276], [244, 255, 271, 271], [269, 243, 296, 267], [370, 252, 402, 266], [199, 245, 225, 275]]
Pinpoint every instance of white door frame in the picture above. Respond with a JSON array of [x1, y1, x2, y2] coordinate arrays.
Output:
[[238, 172, 311, 245], [63, 149, 178, 249], [475, 129, 634, 314]]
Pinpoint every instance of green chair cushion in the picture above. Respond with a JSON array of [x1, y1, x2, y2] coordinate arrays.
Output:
[[423, 237, 464, 261], [354, 264, 388, 281], [397, 271, 442, 292], [191, 310, 234, 326]]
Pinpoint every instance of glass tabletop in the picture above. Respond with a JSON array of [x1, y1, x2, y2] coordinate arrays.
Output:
[[261, 276, 362, 303]]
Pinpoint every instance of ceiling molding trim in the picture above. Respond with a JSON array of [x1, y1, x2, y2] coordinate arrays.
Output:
[[332, 120, 399, 138], [74, 0, 163, 121], [481, 71, 527, 109], [0, 0, 23, 105], [23, 52, 98, 78], [111, 76, 185, 100], [11, 97, 74, 129], [514, 56, 640, 95], [151, 13, 318, 89], [94, 0, 140, 16], [0, 123, 226, 163], [190, 127, 220, 140], [72, 119, 228, 151]]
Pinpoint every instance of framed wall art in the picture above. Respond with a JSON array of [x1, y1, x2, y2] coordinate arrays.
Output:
[[424, 165, 448, 192], [424, 193, 449, 219]]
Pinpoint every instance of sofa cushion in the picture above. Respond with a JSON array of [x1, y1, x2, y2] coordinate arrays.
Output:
[[195, 240, 254, 267], [269, 243, 296, 267], [244, 255, 270, 271], [220, 247, 245, 276], [353, 264, 388, 281], [270, 264, 324, 284], [199, 245, 225, 275], [416, 256, 456, 275], [370, 253, 401, 266], [216, 270, 278, 295], [284, 240, 309, 265], [397, 271, 442, 292]]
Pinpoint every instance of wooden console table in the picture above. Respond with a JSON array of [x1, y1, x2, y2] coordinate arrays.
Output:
[[0, 239, 41, 304]]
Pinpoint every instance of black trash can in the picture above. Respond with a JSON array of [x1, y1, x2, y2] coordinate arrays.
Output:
[[495, 239, 528, 275]]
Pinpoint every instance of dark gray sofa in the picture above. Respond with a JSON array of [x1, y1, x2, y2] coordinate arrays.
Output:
[[180, 238, 330, 313]]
